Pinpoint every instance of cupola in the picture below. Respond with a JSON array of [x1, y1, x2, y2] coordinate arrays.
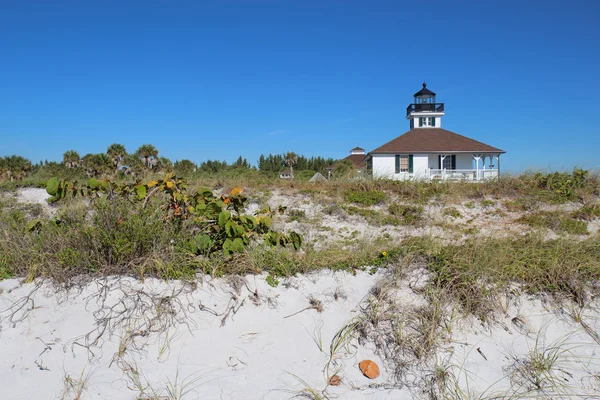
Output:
[[406, 82, 445, 129]]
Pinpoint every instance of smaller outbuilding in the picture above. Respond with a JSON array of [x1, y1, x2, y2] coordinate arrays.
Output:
[[279, 169, 292, 179]]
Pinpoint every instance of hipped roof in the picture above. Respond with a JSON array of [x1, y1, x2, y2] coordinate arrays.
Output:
[[369, 128, 505, 154]]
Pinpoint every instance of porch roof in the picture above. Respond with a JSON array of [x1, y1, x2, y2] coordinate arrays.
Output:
[[369, 128, 505, 155]]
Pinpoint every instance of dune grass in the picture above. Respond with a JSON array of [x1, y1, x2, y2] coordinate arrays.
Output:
[[0, 170, 599, 314]]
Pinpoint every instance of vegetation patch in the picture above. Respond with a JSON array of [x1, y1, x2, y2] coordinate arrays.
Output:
[[572, 203, 600, 221], [287, 209, 307, 223], [533, 168, 588, 203], [419, 235, 600, 319], [518, 211, 588, 235], [343, 189, 385, 206], [0, 176, 303, 282], [481, 199, 496, 207], [442, 207, 461, 218], [388, 202, 424, 225], [344, 206, 400, 226], [504, 197, 538, 212]]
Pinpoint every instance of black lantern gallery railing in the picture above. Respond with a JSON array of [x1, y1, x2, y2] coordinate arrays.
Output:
[[406, 103, 445, 116]]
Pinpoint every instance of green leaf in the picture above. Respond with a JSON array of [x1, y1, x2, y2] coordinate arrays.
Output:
[[244, 215, 257, 230], [232, 238, 245, 253], [225, 220, 235, 237], [218, 210, 231, 227], [46, 177, 59, 196], [199, 188, 213, 198], [235, 224, 245, 237], [223, 238, 233, 256], [260, 216, 272, 228], [266, 231, 279, 246], [135, 184, 147, 200], [289, 231, 303, 250], [205, 202, 222, 219], [194, 234, 213, 253], [87, 178, 100, 189], [26, 219, 43, 232]]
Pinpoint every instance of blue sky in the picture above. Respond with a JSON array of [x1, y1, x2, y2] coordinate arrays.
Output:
[[1, 0, 598, 172]]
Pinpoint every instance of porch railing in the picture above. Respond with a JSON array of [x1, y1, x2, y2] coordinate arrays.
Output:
[[428, 169, 498, 181]]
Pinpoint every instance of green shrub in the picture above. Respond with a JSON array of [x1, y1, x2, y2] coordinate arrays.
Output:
[[343, 189, 385, 206], [518, 211, 588, 235], [533, 168, 588, 203]]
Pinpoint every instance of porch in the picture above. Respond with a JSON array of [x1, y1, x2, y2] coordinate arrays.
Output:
[[426, 153, 501, 181], [427, 168, 498, 181]]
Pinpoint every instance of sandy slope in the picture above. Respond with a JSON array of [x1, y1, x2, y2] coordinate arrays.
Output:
[[1, 188, 599, 399], [0, 271, 405, 400], [2, 270, 600, 399]]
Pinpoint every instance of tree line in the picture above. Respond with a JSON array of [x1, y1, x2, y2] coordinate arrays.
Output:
[[0, 144, 337, 181]]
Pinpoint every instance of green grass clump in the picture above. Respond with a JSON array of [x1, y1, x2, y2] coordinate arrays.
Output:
[[572, 203, 600, 221], [518, 211, 588, 235], [504, 197, 538, 212], [344, 206, 401, 226], [418, 235, 600, 319], [388, 202, 424, 225], [287, 209, 307, 222], [442, 207, 461, 218], [481, 199, 496, 207], [343, 189, 385, 206]]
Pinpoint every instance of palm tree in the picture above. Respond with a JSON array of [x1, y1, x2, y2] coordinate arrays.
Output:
[[284, 152, 298, 178], [122, 154, 144, 177], [106, 143, 127, 173], [63, 150, 81, 169], [135, 144, 159, 170], [1, 155, 32, 181], [82, 153, 112, 178]]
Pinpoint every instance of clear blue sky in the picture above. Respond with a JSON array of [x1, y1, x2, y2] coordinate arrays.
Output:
[[1, 0, 599, 172]]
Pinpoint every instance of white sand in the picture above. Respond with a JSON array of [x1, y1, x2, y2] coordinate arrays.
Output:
[[2, 271, 600, 399], [0, 271, 405, 399]]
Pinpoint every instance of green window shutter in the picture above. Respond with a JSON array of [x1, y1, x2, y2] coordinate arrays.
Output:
[[408, 155, 414, 173], [431, 117, 436, 127], [395, 155, 400, 174], [419, 117, 423, 127], [451, 155, 456, 170]]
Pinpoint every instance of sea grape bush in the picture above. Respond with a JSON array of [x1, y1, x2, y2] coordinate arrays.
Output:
[[534, 168, 588, 202], [46, 174, 302, 256]]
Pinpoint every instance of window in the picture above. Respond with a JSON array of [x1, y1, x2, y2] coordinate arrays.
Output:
[[442, 156, 452, 170], [395, 155, 414, 173], [418, 117, 436, 127], [439, 155, 456, 170]]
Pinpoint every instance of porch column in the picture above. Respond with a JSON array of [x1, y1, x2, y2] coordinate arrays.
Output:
[[440, 154, 447, 180], [496, 154, 501, 177], [473, 154, 481, 180]]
